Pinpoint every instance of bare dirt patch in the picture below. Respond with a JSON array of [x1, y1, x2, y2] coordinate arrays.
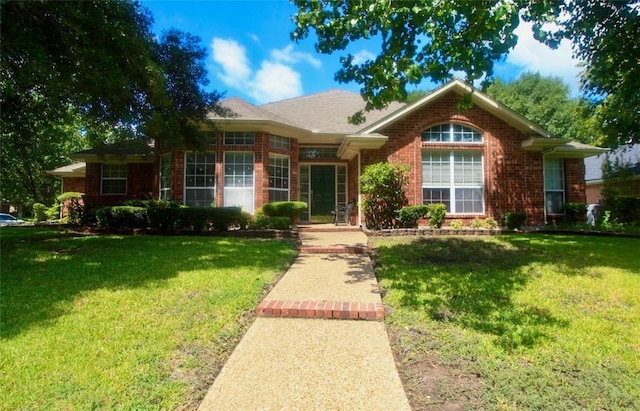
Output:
[[388, 326, 485, 411]]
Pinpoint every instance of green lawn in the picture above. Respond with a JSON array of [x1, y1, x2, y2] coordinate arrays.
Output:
[[1, 226, 296, 410], [373, 234, 640, 410]]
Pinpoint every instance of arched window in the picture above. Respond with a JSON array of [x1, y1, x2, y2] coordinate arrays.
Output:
[[421, 124, 484, 214], [422, 124, 483, 143]]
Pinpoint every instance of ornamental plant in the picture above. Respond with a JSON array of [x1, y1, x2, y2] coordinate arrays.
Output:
[[426, 203, 447, 228], [360, 162, 409, 230]]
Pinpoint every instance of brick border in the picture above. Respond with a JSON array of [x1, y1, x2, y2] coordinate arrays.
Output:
[[298, 246, 368, 254], [257, 299, 384, 321]]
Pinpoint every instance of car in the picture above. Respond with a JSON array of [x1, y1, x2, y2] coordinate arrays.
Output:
[[0, 213, 25, 226]]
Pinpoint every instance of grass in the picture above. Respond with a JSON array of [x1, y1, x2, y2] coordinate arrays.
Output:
[[0, 226, 297, 410], [373, 234, 640, 410]]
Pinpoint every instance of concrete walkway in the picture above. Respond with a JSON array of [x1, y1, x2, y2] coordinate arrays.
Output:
[[198, 227, 411, 410]]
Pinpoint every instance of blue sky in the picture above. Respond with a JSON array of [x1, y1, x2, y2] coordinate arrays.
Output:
[[142, 0, 582, 105]]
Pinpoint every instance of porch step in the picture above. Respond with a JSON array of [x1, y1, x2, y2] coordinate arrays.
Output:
[[297, 224, 361, 233], [299, 246, 368, 254], [257, 300, 385, 321]]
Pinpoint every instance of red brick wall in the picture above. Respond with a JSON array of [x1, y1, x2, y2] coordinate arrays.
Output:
[[83, 162, 154, 208], [360, 91, 578, 226], [62, 177, 85, 193]]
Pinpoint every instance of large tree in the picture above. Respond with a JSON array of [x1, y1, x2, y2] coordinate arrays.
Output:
[[292, 0, 639, 146], [485, 72, 603, 144], [1, 0, 227, 207]]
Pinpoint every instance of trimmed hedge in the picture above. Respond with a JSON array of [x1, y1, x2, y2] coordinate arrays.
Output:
[[563, 202, 587, 223], [250, 216, 292, 230], [396, 205, 429, 228], [504, 211, 527, 230], [261, 201, 308, 221]]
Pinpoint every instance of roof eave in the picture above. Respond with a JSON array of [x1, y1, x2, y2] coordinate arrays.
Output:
[[337, 134, 389, 160]]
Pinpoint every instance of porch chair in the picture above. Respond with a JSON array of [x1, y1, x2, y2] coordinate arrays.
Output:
[[333, 200, 356, 226]]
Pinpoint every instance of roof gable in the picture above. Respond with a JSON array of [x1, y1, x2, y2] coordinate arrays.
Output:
[[359, 79, 553, 138]]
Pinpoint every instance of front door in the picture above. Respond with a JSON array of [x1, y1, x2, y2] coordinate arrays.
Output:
[[310, 165, 335, 219]]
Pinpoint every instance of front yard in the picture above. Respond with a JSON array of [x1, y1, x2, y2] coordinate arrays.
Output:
[[373, 234, 640, 410], [0, 227, 296, 410]]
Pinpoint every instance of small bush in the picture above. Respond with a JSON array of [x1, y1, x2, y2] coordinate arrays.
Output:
[[46, 204, 60, 221], [449, 219, 464, 229], [470, 217, 484, 229], [564, 202, 587, 223], [483, 217, 498, 229], [426, 203, 447, 228], [396, 205, 429, 228], [57, 192, 84, 225], [261, 201, 308, 222], [608, 195, 640, 224], [250, 216, 291, 230], [32, 203, 47, 221], [96, 206, 147, 230], [504, 211, 527, 230], [360, 162, 409, 229]]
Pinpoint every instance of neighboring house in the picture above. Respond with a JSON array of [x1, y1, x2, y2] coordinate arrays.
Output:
[[49, 79, 606, 227], [584, 144, 640, 204]]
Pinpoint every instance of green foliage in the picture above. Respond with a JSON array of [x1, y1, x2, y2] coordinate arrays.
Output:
[[426, 203, 447, 228], [56, 192, 84, 225], [396, 205, 429, 228], [292, 0, 638, 146], [32, 203, 47, 222], [360, 162, 409, 229], [485, 72, 597, 144], [563, 202, 587, 223], [605, 196, 640, 225], [449, 219, 464, 229], [95, 206, 148, 230], [261, 201, 308, 221], [470, 217, 499, 229], [250, 216, 292, 230], [45, 204, 60, 221], [504, 211, 527, 230]]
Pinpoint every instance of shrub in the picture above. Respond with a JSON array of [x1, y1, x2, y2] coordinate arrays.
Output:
[[504, 211, 527, 230], [426, 203, 447, 228], [32, 203, 47, 221], [396, 205, 429, 228], [96, 206, 147, 230], [563, 202, 587, 223], [46, 204, 60, 221], [449, 219, 464, 229], [607, 195, 640, 224], [483, 217, 498, 229], [57, 192, 84, 225], [147, 207, 181, 232], [209, 207, 243, 231], [360, 162, 409, 229], [261, 201, 308, 222], [250, 216, 291, 230], [470, 217, 484, 229]]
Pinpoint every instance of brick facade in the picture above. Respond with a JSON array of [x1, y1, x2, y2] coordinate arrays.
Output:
[[63, 88, 592, 227]]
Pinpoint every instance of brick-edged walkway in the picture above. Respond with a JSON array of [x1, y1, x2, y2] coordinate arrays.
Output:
[[257, 299, 385, 320]]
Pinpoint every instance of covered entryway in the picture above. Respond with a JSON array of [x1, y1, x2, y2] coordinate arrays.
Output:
[[300, 164, 347, 222]]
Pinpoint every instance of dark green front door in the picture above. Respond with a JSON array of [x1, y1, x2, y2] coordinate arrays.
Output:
[[310, 165, 335, 217]]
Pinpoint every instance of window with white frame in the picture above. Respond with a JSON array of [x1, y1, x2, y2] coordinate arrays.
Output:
[[159, 153, 172, 200], [269, 134, 291, 150], [544, 158, 565, 214], [422, 151, 484, 213], [224, 131, 255, 145], [224, 152, 254, 213], [269, 154, 290, 202], [184, 152, 215, 207], [422, 124, 483, 143], [101, 164, 127, 195]]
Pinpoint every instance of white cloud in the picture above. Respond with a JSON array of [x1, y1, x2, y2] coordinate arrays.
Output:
[[271, 44, 322, 68], [506, 20, 582, 93], [210, 38, 320, 103], [250, 62, 302, 103], [211, 38, 252, 87], [352, 49, 376, 65]]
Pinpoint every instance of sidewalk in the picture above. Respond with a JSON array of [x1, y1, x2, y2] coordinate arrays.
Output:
[[198, 226, 411, 410]]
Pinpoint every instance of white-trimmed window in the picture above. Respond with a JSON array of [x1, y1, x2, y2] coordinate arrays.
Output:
[[545, 158, 565, 214], [224, 152, 254, 213], [269, 154, 290, 202], [422, 124, 483, 143], [224, 131, 255, 145], [184, 152, 215, 207], [422, 151, 484, 214], [159, 153, 172, 200], [101, 164, 127, 195], [269, 134, 291, 150]]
